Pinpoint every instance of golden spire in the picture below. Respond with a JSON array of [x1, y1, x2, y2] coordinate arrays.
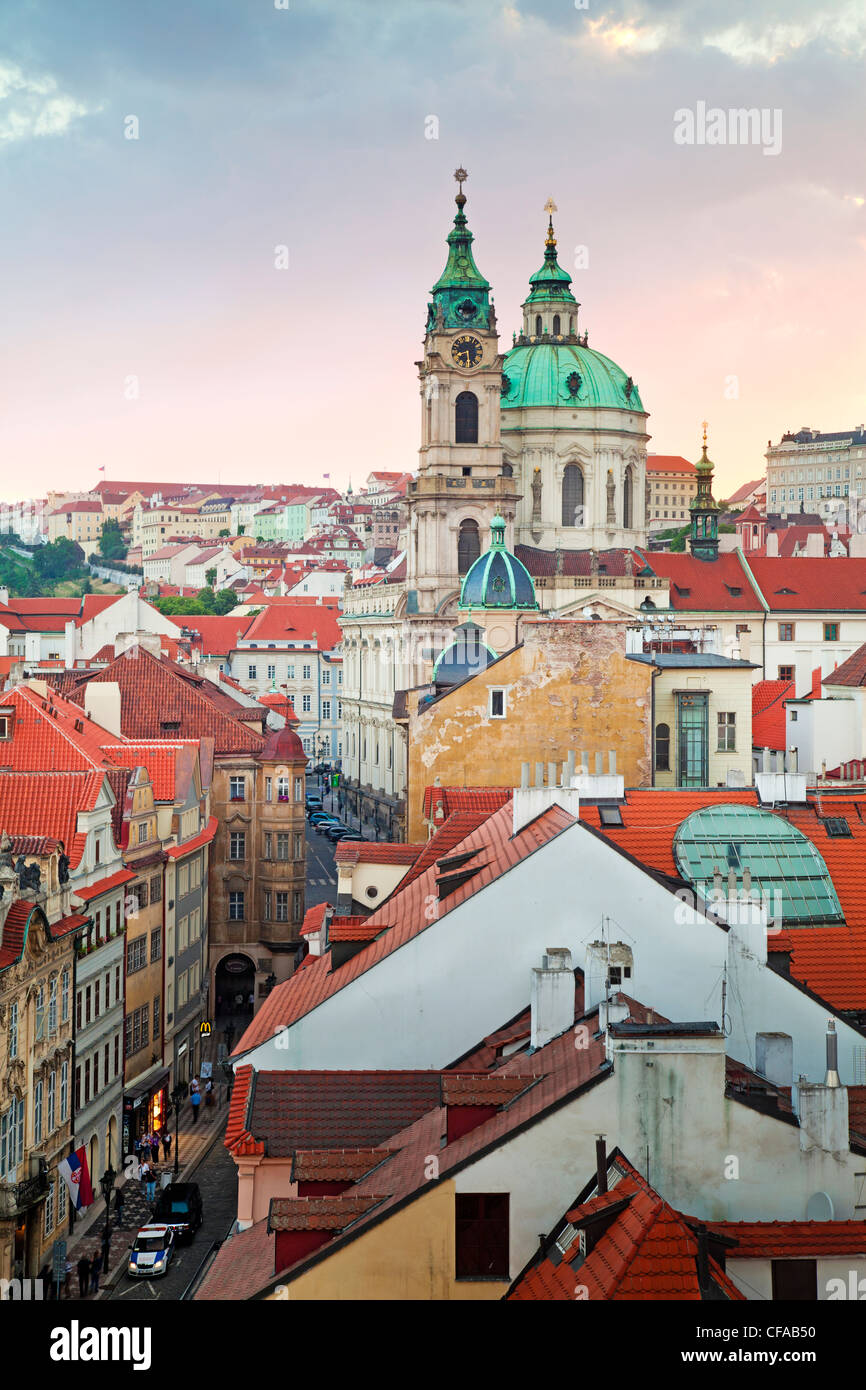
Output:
[[702, 419, 708, 448], [544, 196, 558, 247]]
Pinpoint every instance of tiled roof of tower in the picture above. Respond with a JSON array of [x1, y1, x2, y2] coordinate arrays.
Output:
[[232, 800, 575, 1058], [508, 1164, 743, 1302], [823, 642, 866, 688], [0, 770, 106, 868], [580, 788, 866, 1012], [751, 679, 794, 750], [9, 834, 61, 856], [49, 647, 264, 754], [0, 902, 41, 971], [705, 1220, 866, 1257]]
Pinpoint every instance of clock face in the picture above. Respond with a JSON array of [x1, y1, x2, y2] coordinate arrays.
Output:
[[451, 335, 483, 369]]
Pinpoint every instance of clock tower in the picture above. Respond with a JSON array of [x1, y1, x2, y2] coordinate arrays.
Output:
[[409, 170, 521, 615]]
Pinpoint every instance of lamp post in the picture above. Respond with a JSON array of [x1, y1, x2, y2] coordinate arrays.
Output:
[[170, 1082, 186, 1179], [100, 1164, 116, 1271], [219, 1056, 235, 1106]]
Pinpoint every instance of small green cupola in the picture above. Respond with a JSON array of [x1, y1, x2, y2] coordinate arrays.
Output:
[[526, 200, 577, 308], [459, 514, 539, 610], [427, 169, 492, 332], [689, 422, 720, 562]]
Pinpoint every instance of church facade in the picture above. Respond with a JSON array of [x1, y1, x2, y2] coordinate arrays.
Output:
[[339, 177, 653, 836]]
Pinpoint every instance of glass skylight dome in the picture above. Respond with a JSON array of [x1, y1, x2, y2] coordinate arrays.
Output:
[[673, 804, 844, 928]]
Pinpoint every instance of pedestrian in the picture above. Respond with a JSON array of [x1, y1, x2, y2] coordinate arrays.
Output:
[[146, 1167, 157, 1204], [139, 1158, 150, 1193], [64, 1258, 73, 1299], [189, 1076, 199, 1095], [247, 991, 254, 1013], [190, 1087, 201, 1125], [89, 1249, 102, 1294], [114, 1185, 125, 1226], [161, 1129, 172, 1161], [101, 1223, 112, 1273], [204, 1077, 214, 1108], [77, 1254, 90, 1299]]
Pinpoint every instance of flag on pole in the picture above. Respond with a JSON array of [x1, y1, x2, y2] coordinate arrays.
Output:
[[322, 473, 330, 479], [98, 464, 105, 473], [58, 1147, 94, 1211]]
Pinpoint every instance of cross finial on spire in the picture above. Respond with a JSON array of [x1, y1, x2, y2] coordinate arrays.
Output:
[[454, 167, 468, 193], [544, 197, 557, 217], [702, 420, 709, 447]]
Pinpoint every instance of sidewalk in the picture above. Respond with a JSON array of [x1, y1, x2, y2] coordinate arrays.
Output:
[[57, 1082, 231, 1301]]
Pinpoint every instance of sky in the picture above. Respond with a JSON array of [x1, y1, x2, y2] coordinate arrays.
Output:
[[0, 0, 864, 502]]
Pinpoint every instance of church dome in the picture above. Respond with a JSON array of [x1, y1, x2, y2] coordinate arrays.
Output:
[[432, 621, 497, 688], [459, 516, 538, 610], [501, 341, 643, 413]]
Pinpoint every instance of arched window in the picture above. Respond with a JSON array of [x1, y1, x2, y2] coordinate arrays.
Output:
[[623, 466, 633, 529], [501, 461, 513, 478], [562, 464, 585, 527], [655, 723, 670, 771], [455, 391, 478, 444], [553, 314, 561, 335], [569, 315, 575, 335], [458, 518, 481, 574], [535, 315, 543, 337]]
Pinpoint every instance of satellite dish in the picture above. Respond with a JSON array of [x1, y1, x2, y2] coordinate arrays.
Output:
[[805, 1190, 834, 1220]]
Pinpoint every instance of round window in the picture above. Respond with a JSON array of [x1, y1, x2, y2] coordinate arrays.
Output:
[[366, 886, 379, 900]]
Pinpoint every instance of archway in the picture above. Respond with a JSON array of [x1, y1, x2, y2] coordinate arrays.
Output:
[[215, 953, 257, 1028], [562, 464, 585, 527], [458, 519, 481, 575]]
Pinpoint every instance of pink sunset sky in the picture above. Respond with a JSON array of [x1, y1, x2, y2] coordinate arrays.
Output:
[[1, 0, 864, 502]]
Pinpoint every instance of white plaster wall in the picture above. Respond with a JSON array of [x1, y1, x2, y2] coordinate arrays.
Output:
[[727, 1255, 866, 1302]]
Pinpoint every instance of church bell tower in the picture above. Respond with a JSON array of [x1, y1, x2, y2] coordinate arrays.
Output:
[[408, 169, 521, 615]]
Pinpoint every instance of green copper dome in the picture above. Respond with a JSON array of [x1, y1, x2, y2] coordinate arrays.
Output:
[[427, 182, 492, 334], [459, 515, 539, 611], [501, 342, 644, 412]]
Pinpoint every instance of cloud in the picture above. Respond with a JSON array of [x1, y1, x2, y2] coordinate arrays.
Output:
[[0, 60, 92, 145]]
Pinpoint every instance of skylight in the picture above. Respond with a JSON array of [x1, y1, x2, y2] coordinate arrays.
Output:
[[673, 804, 844, 927]]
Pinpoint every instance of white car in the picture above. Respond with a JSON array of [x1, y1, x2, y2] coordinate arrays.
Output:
[[127, 1223, 176, 1278]]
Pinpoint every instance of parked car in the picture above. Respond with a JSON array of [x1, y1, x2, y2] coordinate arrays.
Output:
[[305, 794, 323, 813], [127, 1224, 176, 1279], [150, 1183, 203, 1243], [335, 831, 364, 843], [324, 821, 352, 841], [308, 812, 340, 828]]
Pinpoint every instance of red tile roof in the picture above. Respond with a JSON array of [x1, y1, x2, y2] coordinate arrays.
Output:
[[232, 801, 575, 1057], [333, 841, 424, 866], [238, 1071, 446, 1156], [165, 816, 217, 858], [0, 770, 106, 868], [705, 1219, 866, 1258], [9, 834, 61, 856], [327, 916, 385, 943], [421, 785, 513, 821], [193, 1219, 275, 1301], [268, 1195, 384, 1232], [401, 810, 499, 887], [581, 787, 866, 1013], [73, 868, 136, 901], [0, 683, 125, 771], [638, 551, 760, 611], [646, 455, 697, 475], [823, 642, 866, 688], [290, 1149, 395, 1183], [747, 556, 866, 611], [299, 902, 328, 938], [509, 1165, 743, 1302], [240, 604, 343, 650], [0, 901, 40, 971], [751, 679, 794, 750]]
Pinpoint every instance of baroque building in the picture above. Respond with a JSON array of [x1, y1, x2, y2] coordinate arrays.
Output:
[[339, 176, 652, 835]]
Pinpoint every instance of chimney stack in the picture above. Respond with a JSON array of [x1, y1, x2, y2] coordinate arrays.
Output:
[[825, 1019, 841, 1088], [595, 1136, 608, 1194], [530, 948, 574, 1050]]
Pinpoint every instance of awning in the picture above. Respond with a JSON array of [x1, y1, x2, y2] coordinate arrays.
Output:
[[123, 1066, 169, 1104]]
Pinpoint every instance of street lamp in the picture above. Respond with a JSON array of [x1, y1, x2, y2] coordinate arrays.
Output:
[[219, 1056, 235, 1105], [170, 1082, 186, 1179]]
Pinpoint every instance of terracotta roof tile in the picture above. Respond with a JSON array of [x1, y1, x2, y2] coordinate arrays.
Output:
[[705, 1219, 866, 1257], [289, 1148, 395, 1183], [245, 1071, 445, 1155], [0, 769, 105, 868], [193, 1219, 275, 1301], [268, 1195, 384, 1231], [823, 642, 866, 688], [747, 557, 866, 611], [73, 868, 136, 901], [751, 679, 794, 750], [333, 841, 424, 866]]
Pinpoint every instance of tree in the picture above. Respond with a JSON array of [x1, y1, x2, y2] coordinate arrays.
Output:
[[218, 528, 230, 537], [212, 589, 236, 615], [237, 524, 246, 536], [98, 519, 128, 563], [204, 567, 217, 589]]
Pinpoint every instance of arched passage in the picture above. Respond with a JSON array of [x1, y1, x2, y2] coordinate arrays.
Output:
[[215, 952, 257, 1025]]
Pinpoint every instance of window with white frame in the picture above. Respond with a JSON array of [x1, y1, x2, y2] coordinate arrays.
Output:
[[47, 1071, 56, 1134], [489, 688, 506, 719], [322, 700, 331, 720], [60, 1060, 68, 1122], [44, 1179, 55, 1236], [34, 1079, 43, 1145], [229, 891, 244, 921], [303, 664, 311, 680], [49, 977, 58, 1034], [302, 694, 311, 712], [9, 1000, 18, 1058], [229, 831, 246, 860], [35, 984, 45, 1041], [61, 968, 70, 1023], [267, 664, 276, 681]]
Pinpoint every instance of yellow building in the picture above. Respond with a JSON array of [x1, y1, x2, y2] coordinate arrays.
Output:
[[646, 454, 697, 531], [634, 653, 757, 788], [404, 616, 653, 841], [0, 839, 87, 1283], [46, 500, 104, 557]]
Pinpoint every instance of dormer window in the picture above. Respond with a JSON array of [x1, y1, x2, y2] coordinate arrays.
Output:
[[0, 710, 12, 739]]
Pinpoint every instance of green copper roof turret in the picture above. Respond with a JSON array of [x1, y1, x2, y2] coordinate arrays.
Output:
[[525, 206, 576, 305], [459, 514, 539, 610], [427, 171, 493, 334], [431, 193, 491, 294]]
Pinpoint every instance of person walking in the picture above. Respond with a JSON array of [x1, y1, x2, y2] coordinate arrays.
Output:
[[146, 1166, 157, 1204], [139, 1157, 151, 1195], [204, 1077, 214, 1109], [190, 1087, 201, 1125], [89, 1250, 102, 1295], [114, 1184, 125, 1226], [161, 1129, 172, 1162], [77, 1254, 90, 1299]]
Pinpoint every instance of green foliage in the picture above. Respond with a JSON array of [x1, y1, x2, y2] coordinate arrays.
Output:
[[218, 528, 230, 537], [152, 585, 237, 617], [98, 519, 128, 561], [204, 567, 218, 589]]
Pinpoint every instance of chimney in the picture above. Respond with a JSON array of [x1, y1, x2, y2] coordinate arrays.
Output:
[[530, 948, 574, 1049], [805, 531, 824, 557], [766, 531, 779, 556], [695, 1224, 710, 1294], [84, 682, 122, 737], [595, 1136, 608, 1194], [825, 1019, 841, 1087], [755, 1032, 793, 1088]]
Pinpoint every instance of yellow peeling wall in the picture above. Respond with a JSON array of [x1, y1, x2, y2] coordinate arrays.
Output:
[[266, 1179, 508, 1301], [406, 619, 653, 841]]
